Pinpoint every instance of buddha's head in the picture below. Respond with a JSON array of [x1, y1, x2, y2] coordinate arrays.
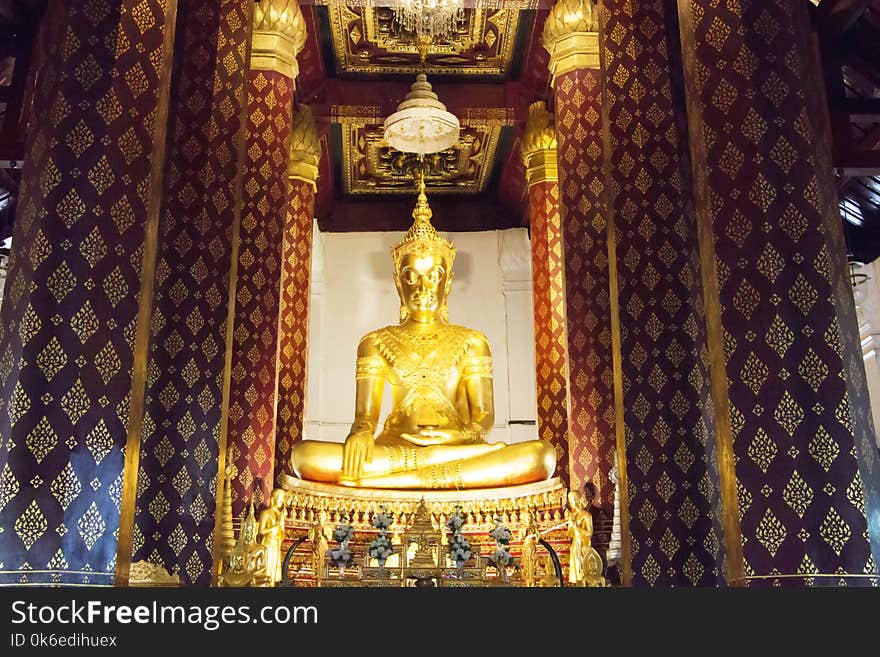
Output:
[[392, 182, 455, 324]]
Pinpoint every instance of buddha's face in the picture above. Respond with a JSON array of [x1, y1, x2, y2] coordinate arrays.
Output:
[[397, 252, 451, 323]]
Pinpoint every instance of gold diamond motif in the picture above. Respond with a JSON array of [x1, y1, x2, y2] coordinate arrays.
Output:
[[782, 470, 813, 518], [77, 502, 106, 551], [755, 508, 786, 557], [46, 261, 78, 304], [70, 301, 100, 344], [741, 351, 769, 396], [36, 337, 67, 382], [642, 555, 661, 585], [747, 428, 777, 474], [788, 274, 818, 315], [638, 500, 657, 529], [85, 419, 114, 464], [797, 348, 828, 393], [50, 462, 81, 511], [61, 378, 91, 425], [773, 390, 804, 437], [148, 491, 170, 523], [659, 527, 680, 559], [25, 416, 58, 464], [819, 507, 851, 557], [846, 474, 865, 515], [656, 471, 675, 504], [0, 463, 20, 511], [682, 552, 705, 585], [806, 427, 839, 476], [15, 499, 48, 550], [679, 497, 699, 529]]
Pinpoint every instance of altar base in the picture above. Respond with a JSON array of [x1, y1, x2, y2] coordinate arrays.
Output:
[[278, 476, 571, 586]]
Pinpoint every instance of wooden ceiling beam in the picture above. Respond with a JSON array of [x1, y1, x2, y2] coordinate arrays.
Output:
[[320, 195, 522, 233], [833, 148, 880, 176]]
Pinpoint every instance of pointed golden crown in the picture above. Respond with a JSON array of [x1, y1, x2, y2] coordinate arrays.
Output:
[[392, 174, 456, 272]]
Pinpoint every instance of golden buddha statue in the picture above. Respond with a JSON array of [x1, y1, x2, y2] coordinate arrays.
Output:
[[257, 489, 287, 584], [520, 510, 540, 587], [219, 502, 271, 587], [290, 176, 556, 489], [308, 510, 330, 585], [566, 487, 606, 587]]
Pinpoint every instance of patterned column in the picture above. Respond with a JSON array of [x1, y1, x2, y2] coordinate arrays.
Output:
[[274, 105, 319, 486], [601, 0, 725, 586], [520, 102, 570, 487], [678, 0, 880, 585], [0, 1, 177, 585], [543, 0, 616, 507], [227, 0, 305, 515], [131, 0, 252, 586]]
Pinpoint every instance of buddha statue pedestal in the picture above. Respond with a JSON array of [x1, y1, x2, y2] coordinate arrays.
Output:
[[278, 475, 571, 587]]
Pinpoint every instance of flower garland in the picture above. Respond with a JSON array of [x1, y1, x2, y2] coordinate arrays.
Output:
[[445, 505, 473, 566], [330, 515, 354, 568], [488, 517, 514, 569], [368, 505, 394, 563]]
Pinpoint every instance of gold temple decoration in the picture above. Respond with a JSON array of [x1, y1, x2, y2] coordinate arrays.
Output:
[[281, 477, 566, 528], [251, 0, 308, 80], [391, 172, 456, 274], [342, 121, 501, 196], [216, 457, 237, 579], [129, 561, 181, 587], [520, 101, 558, 186], [404, 499, 442, 576], [542, 0, 600, 82], [289, 105, 321, 187], [328, 6, 518, 77]]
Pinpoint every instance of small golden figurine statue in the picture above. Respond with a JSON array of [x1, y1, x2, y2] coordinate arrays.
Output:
[[290, 174, 556, 489], [308, 510, 330, 586], [257, 489, 287, 584], [219, 503, 271, 587], [520, 510, 540, 587], [566, 486, 606, 587]]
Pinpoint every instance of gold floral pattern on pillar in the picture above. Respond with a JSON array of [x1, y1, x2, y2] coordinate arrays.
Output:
[[543, 0, 615, 505], [678, 0, 879, 585], [275, 105, 319, 486], [228, 69, 294, 515], [0, 1, 175, 585], [522, 103, 569, 485], [602, 0, 724, 586], [133, 0, 251, 586]]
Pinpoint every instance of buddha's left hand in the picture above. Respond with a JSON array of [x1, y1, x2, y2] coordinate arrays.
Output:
[[401, 428, 463, 446]]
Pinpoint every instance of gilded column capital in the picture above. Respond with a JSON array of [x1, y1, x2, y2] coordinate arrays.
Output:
[[251, 0, 307, 80], [521, 101, 558, 186], [289, 105, 320, 187], [542, 0, 600, 84]]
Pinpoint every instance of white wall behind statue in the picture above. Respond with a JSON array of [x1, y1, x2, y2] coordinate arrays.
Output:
[[303, 225, 538, 445]]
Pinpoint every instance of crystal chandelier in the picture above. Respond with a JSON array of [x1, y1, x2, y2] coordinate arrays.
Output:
[[383, 37, 460, 156], [391, 0, 465, 42]]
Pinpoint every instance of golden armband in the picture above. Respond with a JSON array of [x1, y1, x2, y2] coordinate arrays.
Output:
[[356, 355, 385, 380], [462, 356, 493, 380]]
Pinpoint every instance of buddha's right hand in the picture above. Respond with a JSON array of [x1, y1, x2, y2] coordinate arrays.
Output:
[[342, 431, 374, 479]]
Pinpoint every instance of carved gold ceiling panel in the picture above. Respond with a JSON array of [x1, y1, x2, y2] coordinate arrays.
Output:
[[341, 120, 502, 195], [328, 6, 519, 76]]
